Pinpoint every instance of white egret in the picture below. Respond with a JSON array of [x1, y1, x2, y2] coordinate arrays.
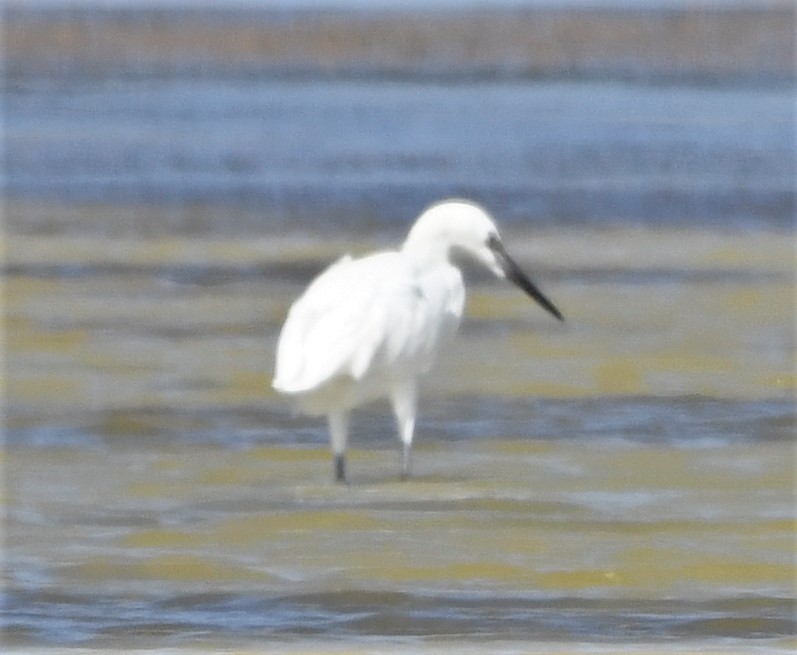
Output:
[[272, 199, 563, 482]]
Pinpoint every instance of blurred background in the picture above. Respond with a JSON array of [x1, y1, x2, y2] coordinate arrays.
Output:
[[4, 0, 796, 652], [5, 0, 795, 232]]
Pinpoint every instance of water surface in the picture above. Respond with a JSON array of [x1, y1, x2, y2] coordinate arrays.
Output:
[[3, 4, 795, 651], [4, 225, 795, 652], [7, 80, 794, 232]]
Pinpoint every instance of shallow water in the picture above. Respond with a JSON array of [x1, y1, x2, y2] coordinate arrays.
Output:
[[3, 224, 795, 651], [3, 3, 796, 649], [6, 79, 794, 231]]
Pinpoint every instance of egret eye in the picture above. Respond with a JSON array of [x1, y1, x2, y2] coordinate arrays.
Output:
[[486, 233, 501, 251]]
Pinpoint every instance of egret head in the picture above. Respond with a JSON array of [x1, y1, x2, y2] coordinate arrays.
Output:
[[405, 199, 564, 321]]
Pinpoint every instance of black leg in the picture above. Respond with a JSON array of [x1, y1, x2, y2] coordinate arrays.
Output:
[[334, 454, 346, 483], [400, 443, 412, 481]]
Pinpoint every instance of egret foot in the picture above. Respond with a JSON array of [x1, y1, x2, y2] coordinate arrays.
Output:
[[334, 454, 347, 484]]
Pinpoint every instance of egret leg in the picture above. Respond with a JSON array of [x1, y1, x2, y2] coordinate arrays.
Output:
[[401, 443, 412, 481], [328, 412, 349, 483], [334, 454, 346, 484], [391, 382, 417, 481]]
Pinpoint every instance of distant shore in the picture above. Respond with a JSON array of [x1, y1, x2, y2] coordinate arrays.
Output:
[[5, 4, 795, 83]]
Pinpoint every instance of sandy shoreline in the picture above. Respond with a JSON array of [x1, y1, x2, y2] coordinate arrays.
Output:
[[5, 641, 797, 654], [5, 4, 794, 82]]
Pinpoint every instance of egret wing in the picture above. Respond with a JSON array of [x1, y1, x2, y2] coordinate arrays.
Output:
[[273, 252, 418, 394]]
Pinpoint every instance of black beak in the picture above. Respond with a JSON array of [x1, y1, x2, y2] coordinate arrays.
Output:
[[489, 235, 564, 322]]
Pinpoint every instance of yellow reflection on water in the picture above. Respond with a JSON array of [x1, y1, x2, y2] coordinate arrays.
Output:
[[5, 227, 795, 418], [3, 226, 795, 640], [8, 437, 791, 599]]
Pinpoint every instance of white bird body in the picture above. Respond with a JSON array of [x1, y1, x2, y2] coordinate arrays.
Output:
[[273, 200, 563, 482], [273, 249, 463, 413]]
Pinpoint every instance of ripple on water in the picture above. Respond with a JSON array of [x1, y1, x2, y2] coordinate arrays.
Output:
[[4, 588, 796, 647]]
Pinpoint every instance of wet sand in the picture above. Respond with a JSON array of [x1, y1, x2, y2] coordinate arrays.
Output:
[[7, 644, 797, 655], [5, 3, 795, 82]]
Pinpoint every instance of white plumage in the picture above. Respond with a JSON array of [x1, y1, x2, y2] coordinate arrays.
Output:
[[273, 199, 563, 482]]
